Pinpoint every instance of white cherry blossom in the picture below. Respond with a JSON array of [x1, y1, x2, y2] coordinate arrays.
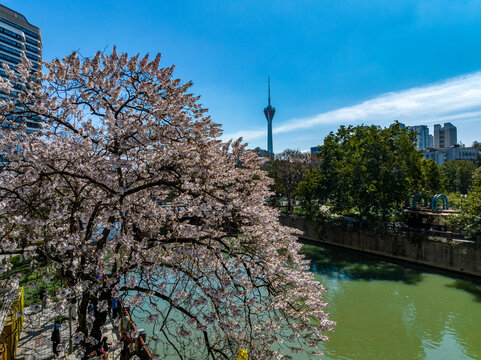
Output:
[[0, 49, 334, 359]]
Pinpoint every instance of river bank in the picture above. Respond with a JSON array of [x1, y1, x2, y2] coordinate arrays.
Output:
[[280, 214, 481, 277]]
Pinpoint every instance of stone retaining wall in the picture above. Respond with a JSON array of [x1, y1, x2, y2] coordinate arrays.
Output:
[[280, 214, 481, 277]]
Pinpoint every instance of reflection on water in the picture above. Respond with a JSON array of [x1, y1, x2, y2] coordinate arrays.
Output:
[[134, 242, 481, 359], [303, 242, 424, 284], [446, 280, 481, 303], [300, 242, 481, 360]]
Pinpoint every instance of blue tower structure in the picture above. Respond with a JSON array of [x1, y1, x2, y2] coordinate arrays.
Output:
[[264, 77, 276, 154]]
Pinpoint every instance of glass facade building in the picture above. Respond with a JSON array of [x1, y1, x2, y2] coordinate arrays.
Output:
[[411, 125, 430, 150], [0, 4, 41, 132]]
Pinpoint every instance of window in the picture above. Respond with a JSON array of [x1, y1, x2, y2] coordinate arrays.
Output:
[[0, 44, 20, 56], [25, 53, 38, 62], [25, 45, 38, 54], [0, 27, 22, 41], [0, 53, 20, 64], [23, 29, 39, 40], [0, 62, 16, 71], [0, 35, 21, 49], [25, 37, 38, 47]]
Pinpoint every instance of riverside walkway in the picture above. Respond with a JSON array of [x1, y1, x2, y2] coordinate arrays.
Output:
[[16, 303, 121, 359]]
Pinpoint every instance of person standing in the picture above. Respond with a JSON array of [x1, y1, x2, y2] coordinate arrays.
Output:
[[51, 323, 61, 358], [111, 298, 120, 319], [99, 336, 111, 360], [120, 331, 132, 360]]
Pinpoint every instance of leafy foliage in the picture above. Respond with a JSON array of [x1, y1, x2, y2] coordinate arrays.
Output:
[[448, 165, 481, 237], [296, 123, 426, 221], [440, 160, 476, 194], [449, 188, 481, 238], [266, 149, 316, 212], [420, 159, 443, 195], [472, 166, 481, 189], [0, 255, 61, 306]]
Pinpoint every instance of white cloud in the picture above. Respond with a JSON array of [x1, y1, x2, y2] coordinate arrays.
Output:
[[222, 72, 481, 142], [221, 129, 265, 142]]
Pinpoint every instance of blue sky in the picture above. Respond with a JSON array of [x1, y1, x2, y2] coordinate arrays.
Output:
[[9, 0, 481, 152]]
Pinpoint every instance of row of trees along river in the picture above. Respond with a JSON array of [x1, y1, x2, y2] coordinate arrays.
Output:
[[266, 123, 481, 239]]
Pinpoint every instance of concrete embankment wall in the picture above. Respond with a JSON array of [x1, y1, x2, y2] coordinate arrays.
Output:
[[280, 214, 481, 277]]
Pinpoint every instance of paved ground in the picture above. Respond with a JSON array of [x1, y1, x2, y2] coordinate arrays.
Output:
[[16, 303, 121, 359]]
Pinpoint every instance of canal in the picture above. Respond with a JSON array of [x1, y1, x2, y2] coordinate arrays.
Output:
[[134, 241, 481, 359], [300, 241, 481, 360]]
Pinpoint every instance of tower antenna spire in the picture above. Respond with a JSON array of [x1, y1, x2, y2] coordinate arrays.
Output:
[[268, 76, 271, 106]]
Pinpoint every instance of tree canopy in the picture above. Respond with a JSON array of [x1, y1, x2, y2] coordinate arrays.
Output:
[[266, 149, 316, 213], [0, 50, 333, 359], [296, 123, 426, 221], [440, 160, 476, 194]]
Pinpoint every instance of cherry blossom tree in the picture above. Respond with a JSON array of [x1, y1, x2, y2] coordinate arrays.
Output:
[[0, 50, 334, 359]]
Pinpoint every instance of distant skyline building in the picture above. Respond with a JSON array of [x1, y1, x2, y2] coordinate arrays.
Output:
[[0, 4, 42, 132], [423, 145, 480, 166], [411, 125, 430, 150], [263, 77, 275, 154], [434, 122, 457, 149]]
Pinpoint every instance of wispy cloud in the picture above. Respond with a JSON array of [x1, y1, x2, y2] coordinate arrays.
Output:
[[222, 72, 481, 142]]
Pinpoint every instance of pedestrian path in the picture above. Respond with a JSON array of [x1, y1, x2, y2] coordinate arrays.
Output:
[[16, 304, 69, 359], [16, 303, 121, 359]]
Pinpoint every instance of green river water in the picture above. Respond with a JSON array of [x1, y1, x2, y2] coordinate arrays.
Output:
[[301, 242, 481, 360], [135, 242, 481, 359]]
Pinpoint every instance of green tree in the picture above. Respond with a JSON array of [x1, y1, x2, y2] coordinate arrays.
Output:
[[472, 166, 481, 189], [295, 168, 329, 217], [449, 188, 481, 238], [266, 149, 315, 212], [421, 159, 443, 194], [448, 165, 481, 238], [440, 160, 476, 194], [297, 123, 425, 221]]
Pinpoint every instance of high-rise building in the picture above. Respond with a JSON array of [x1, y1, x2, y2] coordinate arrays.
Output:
[[433, 122, 457, 149], [0, 4, 42, 132], [263, 77, 275, 154], [411, 125, 430, 150]]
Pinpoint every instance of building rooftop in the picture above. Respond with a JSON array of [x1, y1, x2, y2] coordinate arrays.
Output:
[[0, 4, 40, 33]]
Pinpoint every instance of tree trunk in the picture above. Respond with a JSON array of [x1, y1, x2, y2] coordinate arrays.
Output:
[[77, 292, 89, 337]]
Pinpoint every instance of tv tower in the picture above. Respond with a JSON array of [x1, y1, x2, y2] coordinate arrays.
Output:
[[263, 77, 276, 154]]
